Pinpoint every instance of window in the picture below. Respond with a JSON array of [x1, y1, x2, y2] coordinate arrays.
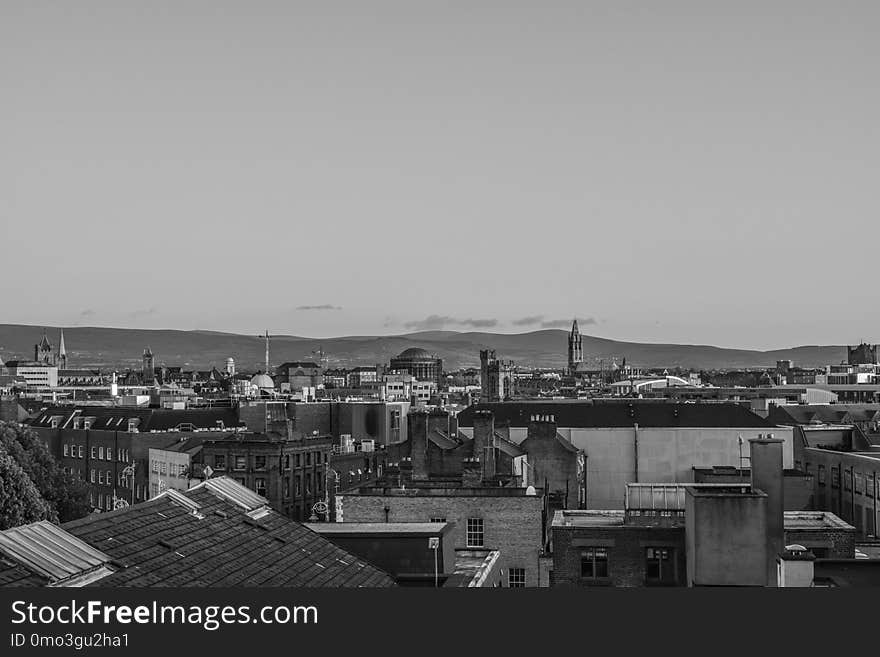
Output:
[[91, 446, 97, 459], [63, 444, 69, 457], [295, 454, 302, 468], [844, 470, 852, 491], [818, 465, 826, 485], [98, 470, 104, 484], [159, 462, 167, 476], [430, 517, 446, 523], [306, 452, 312, 467], [255, 478, 267, 497], [106, 470, 112, 484], [832, 467, 840, 488], [580, 548, 609, 579], [283, 455, 290, 470], [90, 469, 96, 483], [295, 475, 302, 496], [855, 473, 865, 495], [214, 454, 226, 470], [99, 446, 104, 460], [466, 518, 484, 547], [508, 568, 526, 588], [78, 446, 84, 458], [283, 478, 290, 498], [234, 455, 246, 470], [254, 455, 267, 470], [645, 547, 676, 586]]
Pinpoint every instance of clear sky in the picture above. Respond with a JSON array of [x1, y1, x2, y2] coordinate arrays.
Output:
[[2, 1, 878, 349]]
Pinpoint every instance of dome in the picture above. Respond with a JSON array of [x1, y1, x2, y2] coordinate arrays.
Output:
[[396, 347, 433, 360], [250, 373, 275, 390]]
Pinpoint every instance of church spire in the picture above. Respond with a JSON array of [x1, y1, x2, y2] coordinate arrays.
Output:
[[58, 329, 67, 369], [567, 318, 583, 375]]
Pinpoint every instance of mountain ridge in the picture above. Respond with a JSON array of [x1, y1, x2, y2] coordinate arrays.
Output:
[[0, 323, 849, 371]]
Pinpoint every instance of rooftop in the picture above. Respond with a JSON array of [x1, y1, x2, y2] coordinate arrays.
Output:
[[458, 401, 774, 429], [304, 522, 451, 536], [0, 477, 395, 588]]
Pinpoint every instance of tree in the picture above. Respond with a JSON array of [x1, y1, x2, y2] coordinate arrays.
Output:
[[0, 444, 53, 530], [0, 421, 91, 525]]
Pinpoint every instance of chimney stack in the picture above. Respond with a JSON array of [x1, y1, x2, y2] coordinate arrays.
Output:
[[749, 433, 785, 587]]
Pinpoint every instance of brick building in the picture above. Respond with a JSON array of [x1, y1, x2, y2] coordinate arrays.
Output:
[[549, 437, 856, 587], [337, 484, 546, 588]]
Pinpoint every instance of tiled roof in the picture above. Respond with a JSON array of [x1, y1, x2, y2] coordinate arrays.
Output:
[[458, 401, 773, 429], [56, 478, 395, 587]]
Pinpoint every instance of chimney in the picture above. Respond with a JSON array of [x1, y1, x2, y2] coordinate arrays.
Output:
[[749, 433, 785, 587], [462, 457, 482, 487], [408, 412, 429, 480], [777, 546, 815, 587], [473, 410, 494, 460]]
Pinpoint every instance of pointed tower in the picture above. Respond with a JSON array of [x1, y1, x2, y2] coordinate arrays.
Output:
[[567, 319, 583, 374], [35, 330, 53, 365], [143, 347, 155, 386], [58, 330, 68, 370]]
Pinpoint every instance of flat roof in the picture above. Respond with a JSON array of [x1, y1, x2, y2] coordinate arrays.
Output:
[[304, 522, 450, 536], [552, 510, 626, 528], [784, 511, 856, 531]]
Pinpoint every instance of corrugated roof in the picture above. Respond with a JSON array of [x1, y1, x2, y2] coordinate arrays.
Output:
[[198, 476, 270, 511], [0, 521, 112, 584]]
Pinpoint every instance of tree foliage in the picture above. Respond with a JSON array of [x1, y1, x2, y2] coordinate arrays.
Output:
[[0, 421, 92, 528], [0, 444, 53, 530]]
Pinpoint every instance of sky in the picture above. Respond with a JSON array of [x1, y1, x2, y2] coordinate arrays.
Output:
[[2, 1, 878, 350]]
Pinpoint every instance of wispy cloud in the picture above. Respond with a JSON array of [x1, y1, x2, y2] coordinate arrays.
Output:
[[130, 306, 158, 318], [404, 315, 498, 330], [541, 317, 597, 329], [79, 309, 96, 317], [512, 315, 545, 326], [296, 304, 342, 311]]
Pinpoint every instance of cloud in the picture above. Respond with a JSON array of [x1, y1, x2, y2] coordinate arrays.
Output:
[[79, 309, 96, 317], [296, 304, 342, 311], [404, 315, 498, 330], [130, 306, 158, 318], [541, 317, 597, 329], [512, 315, 544, 326]]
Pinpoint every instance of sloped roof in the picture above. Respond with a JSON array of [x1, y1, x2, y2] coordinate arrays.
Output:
[[54, 478, 395, 587], [26, 405, 243, 432], [458, 401, 773, 429]]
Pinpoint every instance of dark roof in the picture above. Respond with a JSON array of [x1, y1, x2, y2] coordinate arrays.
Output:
[[457, 401, 774, 429], [393, 348, 437, 361], [55, 478, 395, 587], [768, 404, 880, 426], [27, 405, 243, 432]]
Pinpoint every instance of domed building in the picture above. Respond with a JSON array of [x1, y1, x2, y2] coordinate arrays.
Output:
[[389, 347, 443, 388], [250, 372, 275, 396]]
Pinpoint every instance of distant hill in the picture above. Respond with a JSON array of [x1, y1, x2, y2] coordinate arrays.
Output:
[[0, 324, 848, 371]]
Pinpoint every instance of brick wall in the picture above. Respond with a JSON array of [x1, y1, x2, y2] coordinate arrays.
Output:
[[339, 492, 545, 587], [551, 525, 686, 587]]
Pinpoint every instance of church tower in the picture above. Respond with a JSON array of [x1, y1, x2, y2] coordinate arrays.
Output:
[[143, 347, 155, 385], [567, 319, 583, 374], [34, 330, 54, 365]]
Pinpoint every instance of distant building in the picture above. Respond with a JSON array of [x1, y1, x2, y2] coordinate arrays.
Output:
[[848, 342, 878, 366], [142, 347, 155, 386], [2, 361, 58, 389], [389, 347, 443, 389], [276, 361, 323, 391], [479, 349, 515, 402], [568, 319, 583, 374]]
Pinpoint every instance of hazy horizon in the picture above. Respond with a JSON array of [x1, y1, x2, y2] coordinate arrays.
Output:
[[3, 2, 878, 350]]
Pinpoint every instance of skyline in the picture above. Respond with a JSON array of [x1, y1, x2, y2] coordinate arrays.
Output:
[[3, 2, 879, 349]]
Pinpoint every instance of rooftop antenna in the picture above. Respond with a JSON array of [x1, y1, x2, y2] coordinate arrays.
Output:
[[257, 330, 282, 373]]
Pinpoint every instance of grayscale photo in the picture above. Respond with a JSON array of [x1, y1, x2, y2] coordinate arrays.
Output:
[[1, 3, 879, 629]]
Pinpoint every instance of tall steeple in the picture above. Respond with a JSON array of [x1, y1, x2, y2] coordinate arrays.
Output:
[[58, 329, 68, 369], [567, 318, 583, 374]]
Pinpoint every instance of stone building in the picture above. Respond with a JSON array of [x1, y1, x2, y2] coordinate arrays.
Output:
[[479, 349, 515, 402], [389, 347, 443, 389]]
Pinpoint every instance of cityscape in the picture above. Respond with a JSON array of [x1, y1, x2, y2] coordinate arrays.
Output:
[[1, 324, 878, 587], [2, 0, 880, 609]]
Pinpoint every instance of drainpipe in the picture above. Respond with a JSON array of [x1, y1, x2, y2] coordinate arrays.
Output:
[[581, 453, 588, 510], [873, 470, 878, 538], [633, 423, 639, 483]]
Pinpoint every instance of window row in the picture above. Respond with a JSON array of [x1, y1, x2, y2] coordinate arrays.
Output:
[[62, 444, 130, 462], [212, 451, 329, 472]]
